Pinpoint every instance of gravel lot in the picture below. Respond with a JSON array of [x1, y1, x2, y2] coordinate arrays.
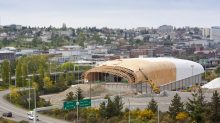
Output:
[[41, 83, 213, 112]]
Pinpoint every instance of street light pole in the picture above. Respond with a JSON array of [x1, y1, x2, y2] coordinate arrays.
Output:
[[128, 98, 130, 123], [27, 62, 31, 111], [14, 69, 16, 87], [191, 65, 194, 86], [34, 88, 36, 123], [9, 60, 11, 101], [157, 105, 159, 123], [77, 64, 79, 123], [28, 79, 31, 111]]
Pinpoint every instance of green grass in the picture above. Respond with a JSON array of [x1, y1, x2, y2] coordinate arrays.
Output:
[[0, 117, 17, 123]]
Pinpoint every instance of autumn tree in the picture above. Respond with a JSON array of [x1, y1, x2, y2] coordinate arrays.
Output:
[[176, 112, 189, 123], [43, 76, 53, 89]]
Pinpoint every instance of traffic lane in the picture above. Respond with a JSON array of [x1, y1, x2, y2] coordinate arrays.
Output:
[[0, 106, 33, 122], [0, 90, 69, 123], [0, 90, 46, 123], [0, 103, 45, 123]]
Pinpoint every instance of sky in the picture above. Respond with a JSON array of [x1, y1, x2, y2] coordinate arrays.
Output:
[[0, 0, 219, 28]]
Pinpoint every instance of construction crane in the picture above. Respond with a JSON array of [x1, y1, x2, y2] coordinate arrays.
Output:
[[139, 68, 160, 94]]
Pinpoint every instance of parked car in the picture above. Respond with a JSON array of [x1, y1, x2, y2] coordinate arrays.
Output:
[[2, 112, 12, 117]]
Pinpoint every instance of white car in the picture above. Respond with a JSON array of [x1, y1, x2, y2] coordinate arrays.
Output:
[[28, 114, 39, 120], [27, 111, 39, 121]]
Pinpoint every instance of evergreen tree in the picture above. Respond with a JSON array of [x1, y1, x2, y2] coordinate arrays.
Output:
[[74, 87, 84, 100], [113, 95, 123, 116], [147, 98, 158, 113], [1, 60, 10, 84], [65, 91, 74, 101], [99, 102, 107, 118], [169, 93, 184, 122], [105, 96, 114, 118], [186, 88, 206, 123], [209, 90, 220, 122]]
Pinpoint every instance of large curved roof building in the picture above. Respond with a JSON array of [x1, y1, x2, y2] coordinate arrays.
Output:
[[83, 58, 204, 89]]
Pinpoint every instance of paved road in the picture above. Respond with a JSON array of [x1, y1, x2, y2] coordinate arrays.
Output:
[[0, 90, 70, 123], [122, 91, 213, 112]]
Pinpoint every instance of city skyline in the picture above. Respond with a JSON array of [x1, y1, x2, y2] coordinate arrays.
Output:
[[0, 0, 220, 28]]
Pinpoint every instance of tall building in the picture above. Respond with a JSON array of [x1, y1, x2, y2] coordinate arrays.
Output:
[[211, 26, 220, 43], [158, 25, 173, 34], [202, 28, 210, 38]]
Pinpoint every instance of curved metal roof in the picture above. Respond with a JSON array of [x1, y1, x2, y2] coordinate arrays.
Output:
[[83, 58, 204, 86]]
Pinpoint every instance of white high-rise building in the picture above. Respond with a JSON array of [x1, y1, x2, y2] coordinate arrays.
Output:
[[211, 26, 220, 43], [158, 25, 173, 34], [202, 28, 210, 38]]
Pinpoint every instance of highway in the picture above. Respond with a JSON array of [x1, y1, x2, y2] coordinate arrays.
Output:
[[0, 90, 70, 123]]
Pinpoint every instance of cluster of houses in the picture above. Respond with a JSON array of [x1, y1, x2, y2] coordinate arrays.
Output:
[[1, 24, 220, 68]]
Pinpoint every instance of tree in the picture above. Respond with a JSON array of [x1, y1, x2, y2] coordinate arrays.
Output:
[[186, 88, 206, 123], [66, 73, 74, 86], [99, 102, 107, 118], [169, 93, 184, 122], [65, 91, 74, 101], [61, 62, 75, 71], [113, 96, 123, 116], [147, 98, 158, 113], [209, 90, 220, 122], [21, 61, 28, 84], [138, 109, 154, 121], [176, 112, 189, 123], [215, 66, 220, 76], [1, 60, 10, 84], [43, 76, 53, 89], [38, 64, 45, 82], [75, 87, 84, 100], [16, 61, 23, 87], [105, 96, 114, 118]]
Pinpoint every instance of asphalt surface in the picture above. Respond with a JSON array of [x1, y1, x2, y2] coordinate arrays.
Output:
[[0, 90, 70, 123], [123, 91, 213, 112]]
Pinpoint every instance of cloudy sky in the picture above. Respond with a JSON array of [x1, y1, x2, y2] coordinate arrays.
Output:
[[0, 0, 219, 28]]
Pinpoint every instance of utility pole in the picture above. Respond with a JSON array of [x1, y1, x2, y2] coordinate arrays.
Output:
[[33, 88, 36, 123], [14, 69, 16, 87], [28, 79, 31, 111], [9, 61, 11, 101]]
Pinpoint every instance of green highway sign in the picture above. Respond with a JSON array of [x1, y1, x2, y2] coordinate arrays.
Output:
[[79, 99, 91, 108], [63, 99, 91, 110], [63, 100, 77, 110]]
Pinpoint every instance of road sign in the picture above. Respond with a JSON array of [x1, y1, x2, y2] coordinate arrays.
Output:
[[63, 100, 77, 110], [79, 99, 91, 108], [63, 99, 91, 110]]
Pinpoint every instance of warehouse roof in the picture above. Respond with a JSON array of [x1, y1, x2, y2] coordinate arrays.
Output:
[[202, 78, 220, 89]]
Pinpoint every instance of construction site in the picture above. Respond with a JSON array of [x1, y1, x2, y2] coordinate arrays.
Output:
[[41, 57, 208, 111]]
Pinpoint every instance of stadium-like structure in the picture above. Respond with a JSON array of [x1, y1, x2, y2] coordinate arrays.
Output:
[[83, 58, 204, 91]]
